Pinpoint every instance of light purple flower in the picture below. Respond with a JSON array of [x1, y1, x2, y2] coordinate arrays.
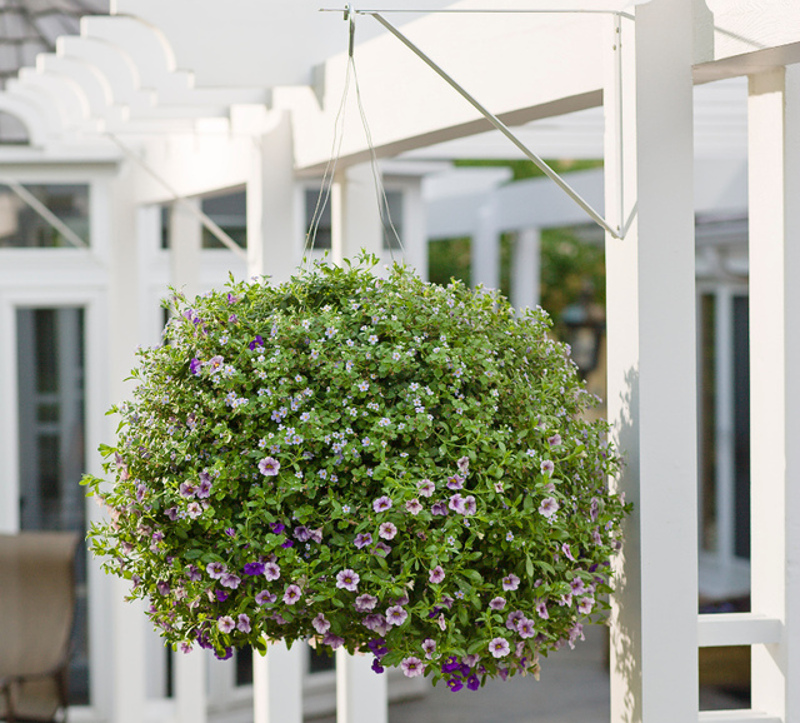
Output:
[[312, 613, 331, 634], [258, 457, 280, 476], [568, 622, 585, 649], [197, 479, 212, 498], [294, 525, 311, 542], [283, 584, 302, 604], [592, 528, 603, 545], [256, 590, 276, 606], [502, 573, 520, 591], [186, 565, 201, 582], [386, 605, 408, 626], [446, 474, 464, 491], [221, 573, 241, 590], [243, 562, 265, 577], [237, 614, 251, 633], [156, 581, 170, 596], [422, 639, 437, 658], [217, 616, 235, 634], [488, 637, 510, 658], [540, 460, 555, 475], [354, 532, 373, 550], [489, 596, 506, 611], [590, 497, 600, 521], [373, 541, 392, 556], [336, 569, 360, 592], [373, 496, 392, 513], [431, 501, 448, 516], [179, 481, 197, 499], [518, 618, 536, 638], [562, 543, 576, 562], [429, 565, 445, 584], [405, 498, 423, 515], [448, 493, 466, 514], [535, 600, 549, 620], [578, 597, 595, 614], [417, 479, 435, 497], [379, 522, 397, 540], [457, 456, 470, 474], [189, 358, 202, 375], [207, 561, 227, 579], [354, 594, 378, 612], [463, 495, 476, 516], [401, 656, 425, 678], [323, 632, 345, 649], [570, 577, 587, 595], [548, 433, 562, 446], [187, 502, 202, 518], [264, 562, 281, 581], [208, 355, 224, 372], [362, 614, 390, 636], [506, 610, 525, 630], [539, 497, 559, 518]]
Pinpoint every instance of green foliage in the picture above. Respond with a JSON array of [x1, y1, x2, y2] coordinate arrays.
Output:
[[84, 254, 628, 690]]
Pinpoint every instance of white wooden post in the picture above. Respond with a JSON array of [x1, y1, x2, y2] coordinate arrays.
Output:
[[253, 641, 304, 723], [747, 63, 800, 722], [170, 197, 202, 300], [246, 110, 304, 723], [107, 162, 148, 723], [604, 2, 699, 721], [471, 199, 499, 290], [332, 163, 383, 265], [248, 111, 299, 285], [335, 648, 387, 723], [510, 227, 540, 311]]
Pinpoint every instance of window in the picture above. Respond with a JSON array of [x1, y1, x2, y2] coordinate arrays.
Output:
[[201, 190, 247, 250], [0, 184, 89, 248]]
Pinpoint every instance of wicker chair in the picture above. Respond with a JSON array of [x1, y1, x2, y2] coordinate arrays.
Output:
[[0, 532, 80, 723]]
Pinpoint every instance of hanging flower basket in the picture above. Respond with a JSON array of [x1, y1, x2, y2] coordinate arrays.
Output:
[[84, 254, 629, 690]]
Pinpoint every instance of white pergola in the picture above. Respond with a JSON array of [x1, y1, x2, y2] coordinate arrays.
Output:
[[0, 1, 798, 722]]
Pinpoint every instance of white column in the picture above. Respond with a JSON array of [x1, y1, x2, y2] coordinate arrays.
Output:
[[510, 227, 540, 311], [399, 179, 428, 280], [248, 111, 299, 285], [335, 648, 388, 723], [470, 199, 499, 290], [332, 163, 383, 265], [604, 2, 699, 722], [747, 64, 800, 722], [170, 198, 202, 301], [253, 640, 303, 723], [107, 162, 148, 723], [175, 649, 208, 723], [247, 112, 304, 723]]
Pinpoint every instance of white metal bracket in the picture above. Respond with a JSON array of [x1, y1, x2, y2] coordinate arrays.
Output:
[[326, 5, 634, 239]]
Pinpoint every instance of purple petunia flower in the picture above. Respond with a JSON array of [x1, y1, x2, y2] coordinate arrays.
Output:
[[294, 526, 311, 542], [422, 638, 437, 658], [489, 596, 506, 611], [237, 614, 251, 633], [463, 495, 477, 516], [379, 522, 397, 540], [429, 565, 445, 584], [518, 618, 536, 638], [548, 434, 562, 447], [448, 494, 466, 515], [488, 637, 511, 658], [179, 481, 197, 499], [578, 597, 595, 614], [570, 577, 587, 595], [405, 498, 423, 515], [283, 584, 302, 605], [568, 623, 585, 649], [270, 522, 286, 534], [220, 573, 241, 590], [506, 610, 525, 631], [189, 358, 202, 375], [354, 532, 373, 550], [502, 573, 520, 591], [255, 590, 277, 606], [243, 562, 265, 576], [540, 460, 555, 475], [217, 616, 235, 634], [447, 678, 464, 692], [539, 497, 559, 518], [535, 600, 549, 620], [207, 561, 226, 579], [417, 479, 435, 497], [401, 657, 425, 678], [164, 507, 178, 521], [258, 457, 280, 476], [249, 335, 264, 351], [186, 565, 201, 582], [372, 658, 385, 674], [386, 606, 408, 626], [431, 501, 448, 516], [467, 674, 480, 691], [336, 569, 360, 592], [215, 590, 229, 602], [446, 474, 464, 490], [373, 496, 392, 513], [197, 479, 212, 499], [362, 614, 390, 636], [156, 581, 170, 596], [562, 542, 576, 562], [207, 355, 224, 373], [457, 456, 470, 475], [263, 561, 281, 581], [354, 594, 378, 612], [281, 540, 294, 549], [373, 541, 392, 556], [323, 633, 345, 649], [312, 613, 331, 634]]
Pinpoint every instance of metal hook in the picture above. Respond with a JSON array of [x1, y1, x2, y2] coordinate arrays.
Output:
[[344, 3, 356, 58]]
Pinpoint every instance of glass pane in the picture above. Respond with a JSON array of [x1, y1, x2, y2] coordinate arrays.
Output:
[[16, 307, 89, 705], [732, 295, 750, 560], [699, 293, 717, 552], [201, 190, 246, 249], [0, 184, 89, 248], [305, 188, 332, 250], [382, 190, 403, 251]]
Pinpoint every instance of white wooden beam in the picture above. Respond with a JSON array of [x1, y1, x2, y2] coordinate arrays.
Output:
[[471, 199, 499, 290], [605, 1, 700, 721], [698, 613, 782, 647], [511, 228, 540, 311], [170, 198, 202, 300], [747, 62, 800, 723], [335, 648, 388, 723], [252, 640, 303, 723], [332, 163, 383, 264]]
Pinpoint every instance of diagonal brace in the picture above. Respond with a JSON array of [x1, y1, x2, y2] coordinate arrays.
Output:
[[358, 9, 624, 239]]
